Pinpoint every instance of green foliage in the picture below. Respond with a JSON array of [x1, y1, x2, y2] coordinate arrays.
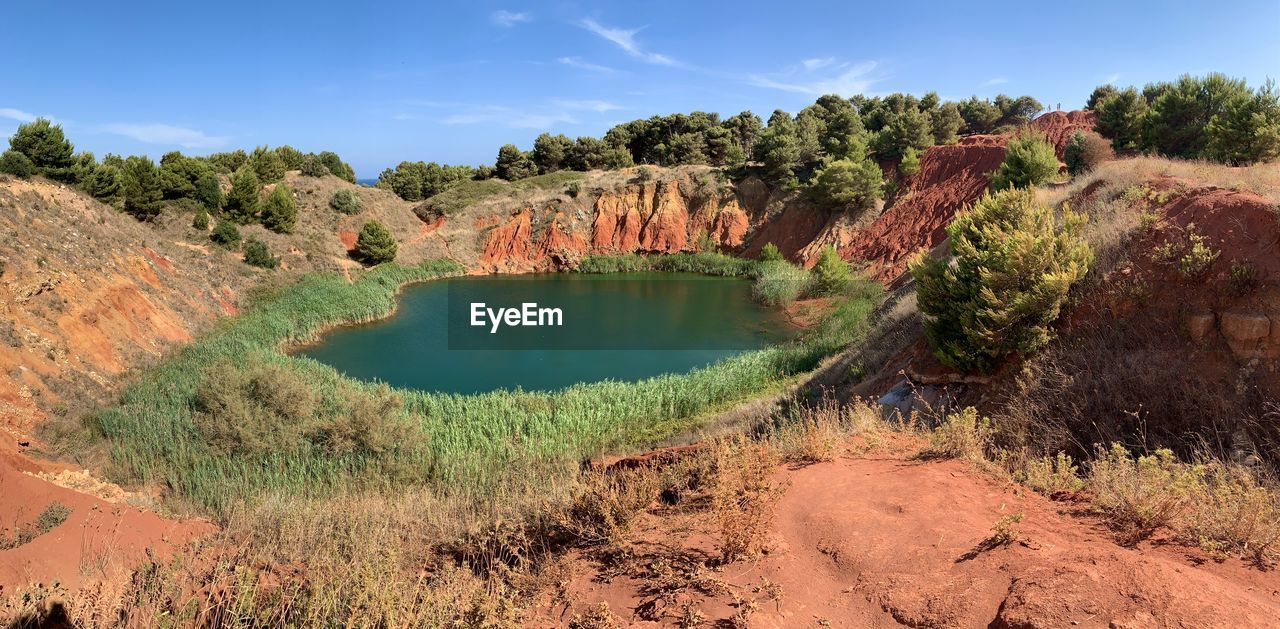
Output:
[[532, 133, 573, 173], [759, 242, 783, 262], [300, 156, 329, 177], [225, 165, 261, 224], [989, 131, 1060, 190], [207, 149, 248, 174], [194, 172, 223, 211], [242, 236, 279, 269], [806, 155, 883, 211], [753, 260, 808, 305], [495, 144, 535, 181], [870, 102, 932, 160], [355, 220, 397, 264], [1063, 131, 1114, 176], [274, 145, 306, 170], [1086, 84, 1119, 110], [192, 208, 210, 231], [158, 151, 215, 200], [898, 146, 921, 177], [317, 151, 356, 183], [415, 178, 510, 218], [1204, 79, 1280, 166], [81, 163, 122, 199], [1143, 73, 1249, 159], [260, 184, 298, 233], [930, 103, 963, 145], [754, 112, 801, 186], [808, 245, 852, 296], [211, 220, 241, 247], [0, 150, 35, 178], [250, 145, 286, 183], [912, 188, 1092, 373], [329, 189, 362, 215], [120, 156, 163, 220], [959, 97, 1002, 134], [8, 117, 73, 173], [376, 160, 477, 201]]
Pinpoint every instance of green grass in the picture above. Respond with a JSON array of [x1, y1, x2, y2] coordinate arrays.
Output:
[[87, 255, 881, 516]]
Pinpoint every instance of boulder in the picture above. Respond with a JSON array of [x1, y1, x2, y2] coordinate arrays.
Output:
[[1220, 312, 1270, 342], [1185, 312, 1215, 343]]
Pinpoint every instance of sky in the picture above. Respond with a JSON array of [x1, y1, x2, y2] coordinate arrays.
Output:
[[3, 1, 1277, 178]]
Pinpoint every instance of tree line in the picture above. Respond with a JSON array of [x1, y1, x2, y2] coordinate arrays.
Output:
[[1089, 73, 1280, 165]]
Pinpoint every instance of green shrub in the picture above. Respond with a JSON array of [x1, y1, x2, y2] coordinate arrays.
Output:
[[924, 407, 993, 462], [753, 260, 808, 305], [82, 163, 122, 200], [242, 237, 279, 269], [1093, 87, 1148, 150], [989, 131, 1059, 190], [577, 253, 651, 273], [193, 358, 316, 455], [8, 118, 73, 172], [808, 245, 851, 296], [300, 156, 329, 177], [355, 220, 397, 264], [329, 189, 362, 214], [194, 172, 223, 211], [1228, 261, 1259, 296], [260, 184, 297, 233], [912, 188, 1092, 373], [1063, 131, 1113, 176], [0, 150, 35, 178], [192, 208, 210, 230], [211, 220, 241, 247], [250, 145, 286, 183], [317, 151, 356, 183], [120, 156, 163, 220], [1204, 80, 1280, 166], [225, 165, 260, 224], [806, 156, 882, 211], [759, 242, 783, 262], [898, 146, 921, 177]]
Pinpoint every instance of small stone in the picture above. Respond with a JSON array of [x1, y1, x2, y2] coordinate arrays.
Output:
[[1220, 312, 1270, 342], [1185, 312, 1215, 342]]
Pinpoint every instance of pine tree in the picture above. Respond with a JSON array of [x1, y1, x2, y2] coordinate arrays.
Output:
[[355, 220, 397, 264], [8, 118, 73, 173], [990, 131, 1059, 190], [194, 172, 223, 211], [120, 156, 163, 220], [260, 184, 297, 233], [225, 165, 261, 224], [808, 245, 852, 295]]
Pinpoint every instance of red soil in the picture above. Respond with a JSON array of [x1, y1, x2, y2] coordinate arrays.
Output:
[[539, 438, 1280, 627]]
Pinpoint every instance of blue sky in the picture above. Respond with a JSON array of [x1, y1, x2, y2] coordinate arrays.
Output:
[[3, 1, 1277, 178]]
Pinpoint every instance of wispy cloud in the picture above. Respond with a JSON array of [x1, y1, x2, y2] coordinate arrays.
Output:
[[100, 123, 228, 149], [980, 77, 1009, 87], [0, 108, 38, 123], [552, 99, 623, 113], [438, 105, 577, 129], [1104, 72, 1121, 84], [578, 18, 678, 66], [557, 56, 617, 74], [749, 60, 882, 96], [491, 10, 531, 27]]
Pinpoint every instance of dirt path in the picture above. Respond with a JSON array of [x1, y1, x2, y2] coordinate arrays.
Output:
[[539, 440, 1280, 627]]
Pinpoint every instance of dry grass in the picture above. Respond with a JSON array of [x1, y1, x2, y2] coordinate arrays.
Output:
[[922, 407, 994, 463], [709, 438, 785, 562]]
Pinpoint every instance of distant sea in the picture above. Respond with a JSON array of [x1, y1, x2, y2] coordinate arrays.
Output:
[[356, 178, 377, 187]]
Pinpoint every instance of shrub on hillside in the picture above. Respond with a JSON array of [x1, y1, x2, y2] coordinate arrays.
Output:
[[317, 151, 356, 183], [211, 220, 241, 247], [0, 150, 35, 178], [242, 237, 279, 269], [808, 245, 852, 296], [329, 188, 362, 214], [355, 220, 397, 264], [250, 145, 286, 183], [81, 163, 122, 199], [224, 165, 260, 224], [759, 242, 783, 262], [898, 146, 921, 177], [1063, 131, 1114, 176], [8, 118, 73, 174], [989, 131, 1059, 190], [912, 188, 1092, 373], [192, 208, 210, 231], [120, 155, 163, 220], [1204, 80, 1280, 166], [300, 156, 329, 177], [194, 171, 223, 211], [260, 184, 297, 233], [194, 358, 316, 455], [806, 156, 883, 211]]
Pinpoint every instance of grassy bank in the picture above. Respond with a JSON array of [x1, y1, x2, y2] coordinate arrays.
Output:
[[87, 254, 881, 514]]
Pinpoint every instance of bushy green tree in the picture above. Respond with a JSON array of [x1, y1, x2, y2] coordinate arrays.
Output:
[[1086, 84, 1119, 110], [820, 109, 868, 160], [250, 146, 286, 183], [81, 163, 122, 199], [1143, 73, 1249, 159], [1063, 131, 1113, 175], [274, 145, 305, 170], [194, 172, 223, 211], [759, 242, 783, 262], [300, 156, 329, 177], [120, 156, 163, 220], [260, 184, 297, 233], [8, 118, 73, 174], [329, 188, 362, 214], [754, 111, 801, 186], [995, 95, 1043, 127], [532, 133, 573, 173], [192, 208, 210, 230], [911, 188, 1092, 373], [808, 245, 852, 295], [210, 220, 241, 247], [0, 150, 35, 178], [242, 236, 279, 268], [355, 220, 397, 264], [207, 149, 249, 174], [930, 103, 963, 145], [224, 165, 261, 224], [158, 152, 215, 200], [495, 144, 534, 181], [959, 97, 1002, 134], [807, 147, 883, 211], [871, 105, 933, 160], [317, 151, 356, 182], [989, 131, 1059, 190], [899, 147, 921, 177], [1093, 87, 1148, 150], [1204, 80, 1280, 165]]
